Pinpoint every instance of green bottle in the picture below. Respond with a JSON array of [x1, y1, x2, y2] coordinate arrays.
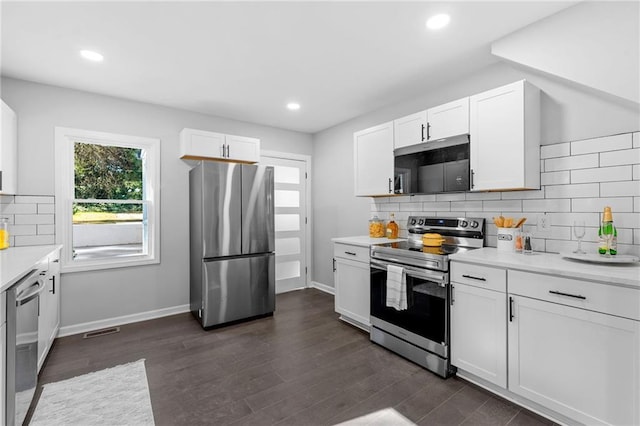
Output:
[[597, 206, 617, 255]]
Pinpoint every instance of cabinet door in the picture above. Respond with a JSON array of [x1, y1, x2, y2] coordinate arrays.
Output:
[[225, 134, 260, 163], [1, 321, 5, 425], [334, 257, 370, 328], [353, 122, 394, 196], [180, 128, 226, 160], [508, 295, 640, 426], [426, 97, 469, 142], [37, 277, 50, 372], [469, 80, 539, 191], [393, 110, 427, 149], [451, 282, 507, 388], [0, 99, 18, 194]]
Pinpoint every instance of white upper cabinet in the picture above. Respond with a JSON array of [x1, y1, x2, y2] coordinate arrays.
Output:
[[469, 80, 540, 191], [426, 97, 469, 142], [0, 100, 18, 194], [354, 121, 394, 196], [394, 110, 427, 149], [180, 128, 260, 163]]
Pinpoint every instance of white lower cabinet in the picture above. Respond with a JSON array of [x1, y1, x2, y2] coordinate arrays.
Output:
[[1, 293, 5, 424], [451, 282, 507, 388], [37, 249, 61, 372], [333, 243, 370, 329], [508, 294, 640, 426]]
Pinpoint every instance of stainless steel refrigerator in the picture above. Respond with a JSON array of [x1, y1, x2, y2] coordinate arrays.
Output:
[[189, 161, 275, 328]]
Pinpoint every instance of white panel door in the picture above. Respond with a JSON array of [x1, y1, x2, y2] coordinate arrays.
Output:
[[261, 155, 308, 294]]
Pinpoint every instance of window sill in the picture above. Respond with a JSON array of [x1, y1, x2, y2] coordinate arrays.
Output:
[[61, 255, 159, 273]]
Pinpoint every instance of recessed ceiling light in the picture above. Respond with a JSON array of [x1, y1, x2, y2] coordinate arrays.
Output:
[[80, 50, 104, 62], [286, 102, 301, 111], [426, 14, 450, 30]]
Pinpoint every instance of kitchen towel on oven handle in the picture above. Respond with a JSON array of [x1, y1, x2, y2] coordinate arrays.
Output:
[[386, 264, 407, 310]]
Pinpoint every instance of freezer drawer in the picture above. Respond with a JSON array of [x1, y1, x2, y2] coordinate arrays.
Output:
[[201, 253, 275, 328]]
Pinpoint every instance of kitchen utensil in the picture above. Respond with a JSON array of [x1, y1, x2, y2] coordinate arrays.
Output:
[[422, 233, 445, 247], [514, 218, 526, 229]]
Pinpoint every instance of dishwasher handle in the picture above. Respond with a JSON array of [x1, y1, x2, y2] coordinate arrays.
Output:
[[16, 280, 45, 306]]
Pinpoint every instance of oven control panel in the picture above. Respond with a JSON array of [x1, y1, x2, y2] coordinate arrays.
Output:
[[407, 216, 485, 231]]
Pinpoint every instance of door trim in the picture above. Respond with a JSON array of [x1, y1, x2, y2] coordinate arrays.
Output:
[[261, 150, 312, 289]]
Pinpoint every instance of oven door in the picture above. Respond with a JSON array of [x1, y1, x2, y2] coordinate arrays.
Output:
[[370, 258, 450, 357]]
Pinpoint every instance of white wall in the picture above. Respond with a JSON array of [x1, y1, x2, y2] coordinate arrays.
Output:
[[1, 77, 312, 329], [492, 1, 639, 105], [311, 61, 640, 288]]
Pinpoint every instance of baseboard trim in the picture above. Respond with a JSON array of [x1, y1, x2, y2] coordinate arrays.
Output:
[[311, 281, 334, 295], [58, 304, 191, 338]]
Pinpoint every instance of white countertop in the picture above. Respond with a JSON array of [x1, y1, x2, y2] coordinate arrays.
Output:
[[450, 247, 640, 289], [331, 236, 407, 247], [0, 245, 63, 293]]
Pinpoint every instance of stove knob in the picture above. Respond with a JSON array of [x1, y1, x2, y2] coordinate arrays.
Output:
[[470, 220, 479, 228], [418, 219, 424, 225], [410, 218, 417, 226], [460, 220, 468, 228]]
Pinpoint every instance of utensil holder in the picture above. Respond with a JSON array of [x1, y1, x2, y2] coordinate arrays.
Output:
[[497, 228, 517, 252]]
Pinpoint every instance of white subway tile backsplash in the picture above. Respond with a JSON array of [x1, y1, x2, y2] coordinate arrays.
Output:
[[15, 195, 54, 204], [615, 228, 634, 245], [541, 171, 570, 186], [409, 194, 436, 202], [545, 183, 599, 199], [634, 229, 640, 244], [14, 214, 55, 225], [399, 202, 422, 212], [37, 224, 55, 235], [600, 148, 640, 167], [435, 193, 465, 202], [501, 189, 544, 199], [8, 224, 37, 236], [425, 201, 451, 212], [633, 165, 640, 180], [483, 200, 522, 212], [545, 153, 598, 172], [544, 225, 571, 240], [450, 201, 483, 211], [379, 203, 400, 212], [612, 212, 640, 228], [635, 197, 640, 212], [540, 142, 570, 159], [522, 199, 570, 212], [37, 203, 55, 214], [1, 203, 37, 215], [571, 197, 633, 213], [571, 166, 632, 183], [633, 132, 640, 149], [465, 192, 501, 201], [548, 212, 600, 227], [600, 181, 640, 197], [14, 235, 55, 246], [571, 133, 632, 155]]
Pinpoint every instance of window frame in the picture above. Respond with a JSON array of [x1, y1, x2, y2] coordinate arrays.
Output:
[[54, 127, 161, 273]]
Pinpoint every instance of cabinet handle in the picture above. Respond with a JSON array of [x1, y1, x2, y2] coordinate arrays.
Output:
[[509, 296, 514, 322], [388, 178, 393, 194], [462, 274, 486, 281], [52, 259, 59, 263], [221, 145, 225, 157], [344, 251, 357, 256], [50, 275, 55, 294], [421, 124, 425, 142], [226, 144, 230, 158], [470, 169, 475, 189], [426, 122, 431, 140], [549, 290, 586, 300], [332, 258, 336, 272], [450, 285, 455, 305]]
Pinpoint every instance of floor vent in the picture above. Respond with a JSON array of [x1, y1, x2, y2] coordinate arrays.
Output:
[[83, 327, 121, 339]]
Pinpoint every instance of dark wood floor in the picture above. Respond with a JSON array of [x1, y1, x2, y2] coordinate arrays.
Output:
[[29, 289, 556, 425]]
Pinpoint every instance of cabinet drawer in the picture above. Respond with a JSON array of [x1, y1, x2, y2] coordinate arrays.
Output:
[[509, 270, 639, 321], [334, 244, 369, 263], [451, 261, 506, 293]]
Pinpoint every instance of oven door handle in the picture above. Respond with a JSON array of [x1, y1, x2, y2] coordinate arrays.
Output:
[[371, 259, 447, 284]]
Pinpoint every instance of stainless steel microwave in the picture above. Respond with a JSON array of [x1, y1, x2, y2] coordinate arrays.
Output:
[[394, 135, 470, 194]]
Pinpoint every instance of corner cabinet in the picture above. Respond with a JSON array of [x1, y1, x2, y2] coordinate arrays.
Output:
[[0, 99, 18, 194], [37, 248, 61, 372], [180, 128, 260, 163], [354, 122, 394, 196], [469, 80, 540, 191], [333, 243, 370, 330], [450, 262, 507, 388]]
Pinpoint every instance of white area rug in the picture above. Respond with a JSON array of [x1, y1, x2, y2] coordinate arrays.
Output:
[[30, 359, 155, 426]]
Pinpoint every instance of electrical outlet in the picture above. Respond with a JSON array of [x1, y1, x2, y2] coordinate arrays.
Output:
[[537, 213, 551, 233]]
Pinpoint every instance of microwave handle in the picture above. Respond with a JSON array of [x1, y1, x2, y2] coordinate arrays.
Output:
[[388, 178, 392, 194]]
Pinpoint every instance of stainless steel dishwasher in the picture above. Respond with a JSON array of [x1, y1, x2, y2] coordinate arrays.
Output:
[[5, 267, 46, 426]]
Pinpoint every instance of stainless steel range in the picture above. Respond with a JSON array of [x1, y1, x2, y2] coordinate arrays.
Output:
[[369, 216, 485, 378]]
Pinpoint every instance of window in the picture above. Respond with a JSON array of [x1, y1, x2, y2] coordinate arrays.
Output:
[[55, 127, 160, 272]]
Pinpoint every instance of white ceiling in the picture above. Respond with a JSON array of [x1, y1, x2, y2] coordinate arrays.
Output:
[[1, 1, 575, 134]]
